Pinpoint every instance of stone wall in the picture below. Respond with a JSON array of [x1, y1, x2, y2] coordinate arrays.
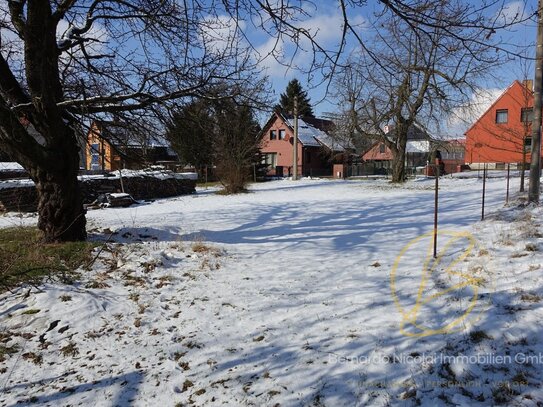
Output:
[[80, 175, 196, 203], [0, 170, 28, 181], [0, 175, 196, 213], [0, 185, 38, 212]]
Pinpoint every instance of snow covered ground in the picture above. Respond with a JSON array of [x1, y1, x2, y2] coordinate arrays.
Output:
[[1, 177, 542, 406]]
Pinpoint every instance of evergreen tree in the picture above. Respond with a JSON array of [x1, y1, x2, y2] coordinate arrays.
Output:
[[166, 101, 215, 173], [278, 79, 314, 118], [214, 100, 261, 193], [167, 97, 260, 193]]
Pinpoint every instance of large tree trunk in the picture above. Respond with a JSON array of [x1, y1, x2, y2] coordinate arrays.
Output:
[[391, 148, 406, 183], [29, 129, 87, 242], [34, 170, 86, 243], [390, 124, 408, 183]]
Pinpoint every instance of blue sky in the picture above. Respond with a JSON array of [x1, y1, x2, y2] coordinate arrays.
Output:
[[247, 0, 538, 137], [3, 0, 536, 138]]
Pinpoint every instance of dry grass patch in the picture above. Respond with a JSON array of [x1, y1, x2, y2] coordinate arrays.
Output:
[[520, 292, 542, 303], [191, 242, 213, 253], [60, 341, 79, 357], [0, 227, 99, 291], [0, 344, 19, 362]]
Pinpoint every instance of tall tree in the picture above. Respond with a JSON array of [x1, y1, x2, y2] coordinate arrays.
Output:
[[334, 0, 502, 182], [277, 79, 314, 117], [0, 0, 264, 242], [166, 101, 215, 174], [529, 0, 543, 203], [214, 101, 261, 193], [166, 97, 261, 193]]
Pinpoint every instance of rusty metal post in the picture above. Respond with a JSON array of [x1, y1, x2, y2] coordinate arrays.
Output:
[[506, 163, 510, 205], [481, 164, 487, 221], [433, 159, 439, 259]]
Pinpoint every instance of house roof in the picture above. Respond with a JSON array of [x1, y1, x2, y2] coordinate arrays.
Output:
[[464, 80, 533, 135], [384, 122, 433, 141], [406, 140, 430, 153], [92, 120, 170, 149], [261, 112, 350, 151], [361, 123, 434, 156]]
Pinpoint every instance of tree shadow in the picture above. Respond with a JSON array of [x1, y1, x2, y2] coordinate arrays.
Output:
[[5, 371, 144, 406]]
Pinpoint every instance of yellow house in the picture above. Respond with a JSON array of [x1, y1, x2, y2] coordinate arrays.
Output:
[[86, 121, 121, 171], [85, 121, 178, 171]]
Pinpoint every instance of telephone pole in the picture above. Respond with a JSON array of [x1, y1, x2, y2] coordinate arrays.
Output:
[[529, 0, 543, 203], [293, 96, 299, 180]]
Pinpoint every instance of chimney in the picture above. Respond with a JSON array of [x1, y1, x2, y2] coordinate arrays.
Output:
[[522, 79, 534, 91]]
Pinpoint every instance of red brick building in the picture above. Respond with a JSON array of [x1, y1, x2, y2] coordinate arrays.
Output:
[[465, 80, 539, 169], [259, 112, 349, 177]]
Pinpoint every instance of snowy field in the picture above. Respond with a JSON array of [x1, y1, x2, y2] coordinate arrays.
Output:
[[1, 177, 542, 406]]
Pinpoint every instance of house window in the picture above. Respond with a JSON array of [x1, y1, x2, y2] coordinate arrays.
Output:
[[496, 109, 508, 124], [379, 143, 386, 153], [521, 108, 534, 123], [524, 137, 532, 152], [279, 129, 286, 140], [270, 130, 277, 140], [261, 153, 277, 168], [90, 143, 101, 169]]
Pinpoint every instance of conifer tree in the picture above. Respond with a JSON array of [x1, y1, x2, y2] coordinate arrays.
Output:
[[278, 79, 314, 118]]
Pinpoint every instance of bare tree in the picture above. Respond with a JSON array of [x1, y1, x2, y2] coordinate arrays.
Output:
[[332, 0, 511, 182], [0, 0, 533, 241], [0, 1, 265, 242]]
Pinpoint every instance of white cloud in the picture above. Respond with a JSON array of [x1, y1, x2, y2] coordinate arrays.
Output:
[[496, 1, 533, 25], [446, 87, 505, 136], [254, 36, 290, 77], [57, 19, 108, 54], [299, 12, 367, 44], [200, 15, 246, 55], [254, 10, 367, 79]]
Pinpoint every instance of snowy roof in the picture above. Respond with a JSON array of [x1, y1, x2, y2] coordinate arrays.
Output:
[[384, 123, 433, 141], [93, 121, 170, 149], [406, 140, 430, 153], [0, 162, 24, 171], [282, 115, 349, 151]]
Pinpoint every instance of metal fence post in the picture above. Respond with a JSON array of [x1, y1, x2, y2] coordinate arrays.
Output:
[[506, 163, 510, 205], [481, 164, 487, 220], [433, 160, 439, 259]]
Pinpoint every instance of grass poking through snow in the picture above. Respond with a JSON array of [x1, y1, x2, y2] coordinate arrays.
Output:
[[0, 227, 99, 292]]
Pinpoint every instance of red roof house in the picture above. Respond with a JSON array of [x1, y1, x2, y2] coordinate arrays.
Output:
[[259, 112, 349, 177], [465, 80, 540, 169]]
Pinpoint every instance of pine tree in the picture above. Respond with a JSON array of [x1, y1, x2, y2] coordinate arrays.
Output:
[[278, 79, 314, 118], [166, 100, 215, 172]]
